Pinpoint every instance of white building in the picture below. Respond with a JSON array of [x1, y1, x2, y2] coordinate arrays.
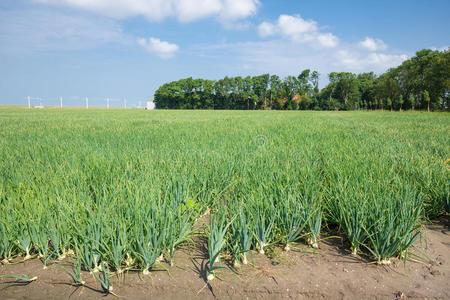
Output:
[[146, 96, 155, 110]]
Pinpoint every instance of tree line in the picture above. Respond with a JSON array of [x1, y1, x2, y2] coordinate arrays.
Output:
[[154, 48, 449, 111]]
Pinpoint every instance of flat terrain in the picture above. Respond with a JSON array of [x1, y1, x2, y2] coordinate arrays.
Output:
[[0, 108, 449, 299]]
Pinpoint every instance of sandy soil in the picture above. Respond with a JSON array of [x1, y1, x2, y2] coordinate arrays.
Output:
[[1, 220, 449, 300]]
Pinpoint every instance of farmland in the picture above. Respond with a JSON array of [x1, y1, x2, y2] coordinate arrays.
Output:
[[0, 108, 449, 297]]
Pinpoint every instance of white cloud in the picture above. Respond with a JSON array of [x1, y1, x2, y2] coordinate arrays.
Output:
[[317, 33, 339, 48], [34, 0, 259, 24], [334, 50, 407, 71], [250, 14, 407, 77], [218, 0, 259, 21], [358, 37, 387, 51], [175, 0, 222, 22], [258, 22, 275, 37], [277, 14, 318, 39], [257, 14, 338, 48], [137, 37, 179, 59]]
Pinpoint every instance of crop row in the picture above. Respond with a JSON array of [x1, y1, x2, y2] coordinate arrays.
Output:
[[0, 110, 448, 283]]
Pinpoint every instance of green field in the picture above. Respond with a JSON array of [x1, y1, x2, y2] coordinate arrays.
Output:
[[0, 108, 448, 282]]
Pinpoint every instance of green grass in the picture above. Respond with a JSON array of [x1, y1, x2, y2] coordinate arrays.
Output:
[[0, 108, 448, 273]]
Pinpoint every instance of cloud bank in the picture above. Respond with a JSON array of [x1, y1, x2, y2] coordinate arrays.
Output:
[[33, 0, 260, 23]]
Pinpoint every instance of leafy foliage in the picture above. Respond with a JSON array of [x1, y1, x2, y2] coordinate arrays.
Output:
[[154, 48, 449, 111]]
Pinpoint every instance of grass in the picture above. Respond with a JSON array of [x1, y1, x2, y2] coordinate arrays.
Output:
[[0, 108, 448, 283]]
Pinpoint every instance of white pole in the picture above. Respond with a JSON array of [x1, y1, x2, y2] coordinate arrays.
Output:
[[107, 97, 110, 109], [138, 101, 141, 108], [60, 96, 63, 108], [124, 98, 127, 108], [28, 96, 31, 108], [86, 97, 89, 109]]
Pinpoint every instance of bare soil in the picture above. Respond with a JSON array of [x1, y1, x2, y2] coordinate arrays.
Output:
[[1, 221, 449, 300]]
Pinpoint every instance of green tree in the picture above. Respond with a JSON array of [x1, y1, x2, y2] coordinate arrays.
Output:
[[408, 93, 415, 110], [398, 95, 404, 111], [424, 90, 430, 112], [268, 75, 281, 109], [326, 72, 360, 110], [153, 49, 448, 111], [386, 97, 392, 111], [357, 72, 376, 110]]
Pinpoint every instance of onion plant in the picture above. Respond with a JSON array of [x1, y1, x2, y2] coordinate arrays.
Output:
[[60, 258, 85, 286], [278, 195, 308, 251], [364, 184, 423, 264], [252, 202, 276, 255], [333, 178, 369, 255], [164, 212, 193, 266], [29, 221, 52, 268], [92, 262, 114, 294], [103, 225, 127, 273], [16, 224, 32, 260], [207, 209, 233, 281], [303, 192, 322, 248], [133, 221, 163, 275], [47, 218, 64, 260], [76, 242, 101, 273], [230, 207, 252, 266], [0, 222, 15, 264]]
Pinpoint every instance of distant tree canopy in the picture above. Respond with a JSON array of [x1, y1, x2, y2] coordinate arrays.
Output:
[[154, 49, 449, 111]]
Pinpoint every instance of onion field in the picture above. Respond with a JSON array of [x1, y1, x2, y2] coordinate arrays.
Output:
[[0, 108, 448, 287]]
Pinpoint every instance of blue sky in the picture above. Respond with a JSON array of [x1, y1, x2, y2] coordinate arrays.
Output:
[[0, 0, 449, 106]]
